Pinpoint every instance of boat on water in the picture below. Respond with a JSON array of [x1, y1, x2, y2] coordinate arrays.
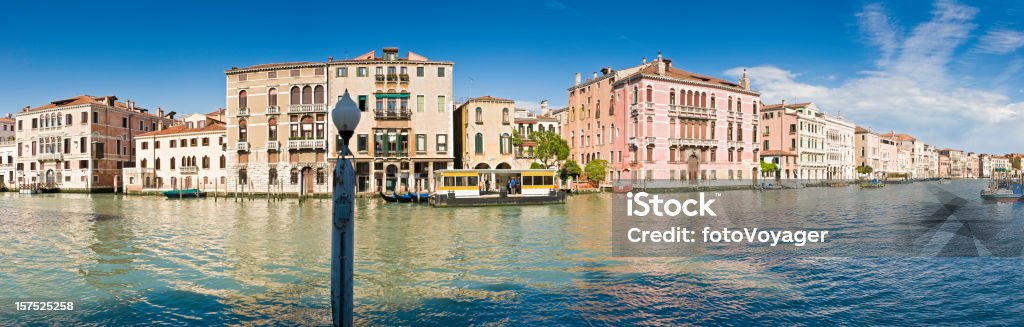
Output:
[[162, 189, 207, 199], [981, 169, 1022, 202], [379, 191, 430, 203], [430, 169, 565, 207], [860, 179, 885, 189]]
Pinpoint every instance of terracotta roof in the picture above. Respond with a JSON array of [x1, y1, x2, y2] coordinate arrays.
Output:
[[0, 117, 14, 123], [894, 133, 916, 141], [233, 61, 322, 71], [760, 150, 796, 156], [467, 95, 514, 102], [137, 122, 226, 137], [23, 95, 162, 117], [762, 102, 813, 110], [854, 126, 873, 134], [635, 63, 741, 88]]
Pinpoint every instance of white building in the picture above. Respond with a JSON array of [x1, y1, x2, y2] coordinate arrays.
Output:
[[124, 112, 228, 192], [822, 113, 855, 180]]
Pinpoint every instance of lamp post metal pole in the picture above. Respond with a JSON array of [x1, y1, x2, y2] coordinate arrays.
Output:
[[331, 140, 355, 326]]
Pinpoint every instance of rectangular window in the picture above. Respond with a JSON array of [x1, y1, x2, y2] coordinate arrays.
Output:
[[437, 67, 445, 77], [238, 73, 247, 81], [336, 67, 347, 77], [356, 134, 368, 153], [64, 139, 70, 154], [32, 118, 37, 129], [141, 141, 148, 150], [93, 112, 99, 124], [416, 67, 424, 77], [155, 141, 160, 149], [290, 69, 300, 77], [358, 95, 367, 111], [170, 140, 176, 148], [314, 67, 324, 76], [122, 117, 128, 128], [436, 134, 447, 153], [81, 112, 88, 124], [437, 96, 446, 112], [416, 134, 426, 152], [80, 160, 88, 169], [80, 137, 87, 153], [416, 95, 424, 112], [202, 138, 209, 146], [268, 71, 277, 79], [357, 67, 368, 77]]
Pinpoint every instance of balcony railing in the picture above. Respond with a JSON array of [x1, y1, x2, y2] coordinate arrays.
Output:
[[288, 139, 326, 150], [266, 105, 280, 115], [0, 163, 13, 168], [399, 74, 410, 82], [374, 109, 412, 120], [40, 153, 63, 161], [374, 150, 409, 158], [267, 140, 280, 151], [386, 74, 398, 82], [180, 166, 199, 175], [375, 74, 386, 82], [123, 167, 155, 174], [728, 141, 742, 148], [237, 142, 250, 152], [515, 149, 536, 158], [289, 104, 327, 113], [237, 107, 249, 116], [628, 136, 639, 147], [677, 106, 715, 119], [680, 138, 715, 147], [645, 137, 656, 145]]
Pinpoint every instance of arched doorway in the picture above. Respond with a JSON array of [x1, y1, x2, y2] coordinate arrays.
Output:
[[302, 167, 315, 195], [474, 163, 490, 169], [45, 169, 55, 187], [495, 163, 511, 169], [385, 165, 398, 192], [687, 154, 699, 185]]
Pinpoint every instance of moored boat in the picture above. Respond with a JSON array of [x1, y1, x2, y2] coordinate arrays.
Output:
[[379, 192, 399, 202], [162, 189, 207, 199], [981, 169, 1022, 202], [860, 179, 885, 189]]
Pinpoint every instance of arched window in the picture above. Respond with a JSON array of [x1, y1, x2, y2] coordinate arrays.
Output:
[[610, 94, 616, 116], [646, 116, 654, 136], [268, 118, 278, 139], [475, 133, 484, 154], [238, 119, 248, 141], [669, 89, 675, 105], [170, 157, 176, 169], [238, 90, 247, 109], [219, 155, 225, 168], [728, 96, 733, 110], [687, 90, 694, 106], [66, 114, 72, 125], [701, 92, 707, 108], [502, 108, 509, 124], [268, 88, 278, 107], [301, 86, 313, 104], [239, 168, 248, 185], [475, 107, 483, 124], [269, 168, 278, 185], [632, 86, 639, 104], [290, 168, 299, 184], [314, 85, 325, 104], [736, 98, 742, 113], [290, 86, 300, 105], [202, 156, 210, 169], [645, 86, 653, 102], [301, 115, 314, 138], [155, 158, 161, 169], [711, 94, 716, 109], [500, 133, 511, 154], [316, 168, 326, 184], [141, 158, 147, 168]]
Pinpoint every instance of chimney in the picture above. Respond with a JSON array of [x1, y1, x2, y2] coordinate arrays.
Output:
[[663, 58, 672, 69], [600, 67, 612, 75], [167, 111, 176, 119], [575, 72, 581, 86], [592, 72, 598, 79], [657, 50, 662, 61], [327, 56, 334, 62], [642, 57, 647, 64], [781, 99, 786, 107], [157, 107, 164, 118], [541, 100, 549, 116], [657, 60, 666, 75]]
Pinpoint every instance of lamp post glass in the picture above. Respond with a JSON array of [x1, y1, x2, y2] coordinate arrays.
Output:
[[331, 89, 359, 326]]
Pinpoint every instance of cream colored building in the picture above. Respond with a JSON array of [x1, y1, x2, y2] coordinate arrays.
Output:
[[454, 96, 520, 169], [14, 95, 175, 191], [0, 138, 14, 188], [124, 111, 228, 193], [822, 112, 855, 180], [224, 47, 454, 195]]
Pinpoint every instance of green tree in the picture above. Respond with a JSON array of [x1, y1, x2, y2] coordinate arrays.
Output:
[[584, 159, 610, 183], [529, 130, 569, 168], [759, 161, 778, 173], [511, 128, 524, 147], [856, 165, 873, 176], [561, 159, 582, 180], [530, 162, 546, 169]]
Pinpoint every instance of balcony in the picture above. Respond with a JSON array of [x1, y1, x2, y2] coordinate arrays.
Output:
[[288, 139, 326, 150], [645, 102, 656, 114], [629, 104, 640, 116], [645, 137, 656, 145], [669, 138, 681, 146], [628, 136, 639, 147], [374, 109, 412, 120], [515, 149, 536, 159], [667, 105, 679, 116], [266, 105, 280, 115], [237, 107, 250, 116], [678, 106, 715, 120], [267, 140, 280, 152], [680, 138, 715, 147], [123, 167, 155, 175], [728, 141, 742, 148], [288, 104, 327, 113], [399, 74, 410, 82], [386, 74, 398, 82], [180, 166, 198, 175], [375, 149, 410, 158], [375, 74, 386, 82], [237, 142, 250, 152], [40, 153, 63, 161]]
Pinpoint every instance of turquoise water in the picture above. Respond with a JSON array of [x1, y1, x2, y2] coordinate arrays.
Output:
[[1, 180, 1022, 325]]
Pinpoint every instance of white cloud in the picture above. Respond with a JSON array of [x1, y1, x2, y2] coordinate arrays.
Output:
[[976, 29, 1024, 54], [728, 0, 1024, 154]]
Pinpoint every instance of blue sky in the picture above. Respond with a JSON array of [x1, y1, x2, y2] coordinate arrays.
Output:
[[1, 0, 1022, 153]]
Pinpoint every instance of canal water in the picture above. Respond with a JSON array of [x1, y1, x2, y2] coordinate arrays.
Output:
[[1, 180, 1022, 325]]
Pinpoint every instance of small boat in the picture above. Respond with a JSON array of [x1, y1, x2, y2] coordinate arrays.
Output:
[[981, 188, 1023, 202], [860, 179, 885, 189], [396, 192, 415, 203], [379, 192, 399, 203], [981, 170, 1022, 202], [162, 188, 207, 199]]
